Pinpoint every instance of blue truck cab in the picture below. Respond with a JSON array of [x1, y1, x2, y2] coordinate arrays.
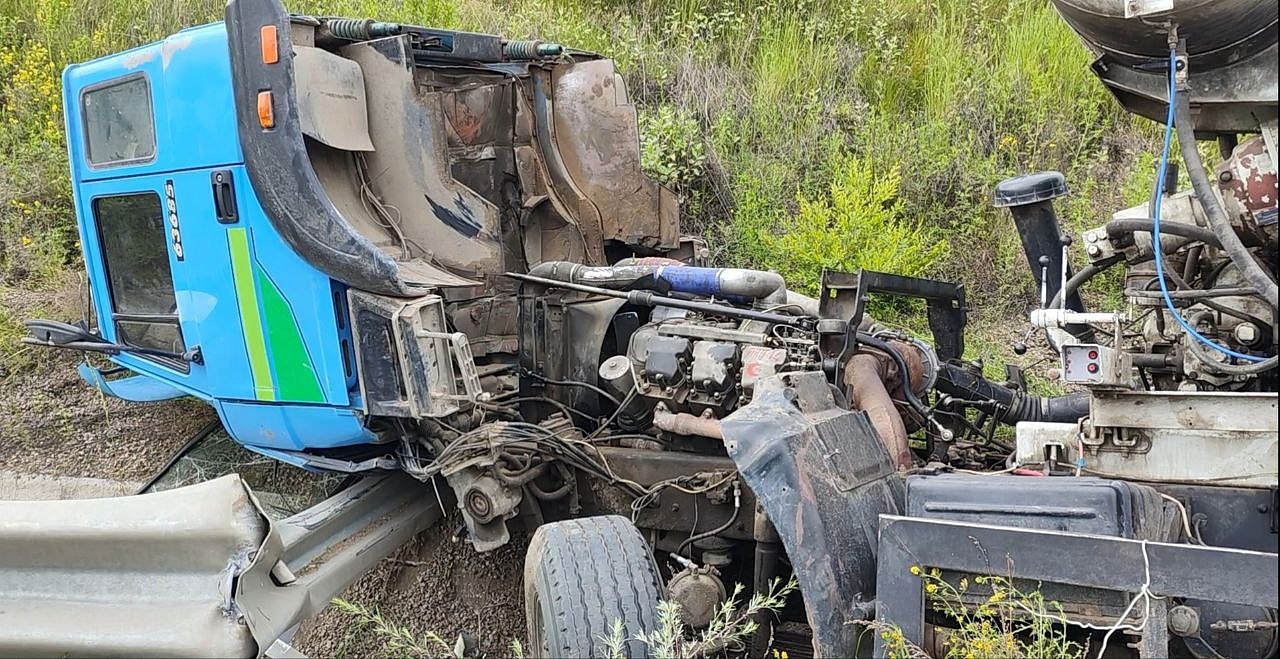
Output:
[[49, 0, 681, 469]]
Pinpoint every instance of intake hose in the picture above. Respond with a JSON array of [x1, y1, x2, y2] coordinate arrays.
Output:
[[935, 362, 1089, 424], [1172, 82, 1278, 307], [527, 261, 795, 310]]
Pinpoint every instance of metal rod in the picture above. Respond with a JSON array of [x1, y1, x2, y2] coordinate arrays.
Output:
[[505, 272, 811, 327]]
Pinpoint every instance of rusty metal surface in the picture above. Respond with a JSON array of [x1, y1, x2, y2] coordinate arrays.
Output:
[[338, 37, 504, 276], [843, 353, 912, 469], [721, 371, 903, 657], [0, 475, 266, 657], [1217, 134, 1279, 233], [1090, 390, 1278, 433], [550, 60, 679, 253]]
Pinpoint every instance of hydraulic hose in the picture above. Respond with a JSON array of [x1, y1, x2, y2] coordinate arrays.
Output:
[[1172, 71, 1278, 307], [936, 362, 1090, 424], [1105, 218, 1222, 248], [1048, 255, 1125, 309]]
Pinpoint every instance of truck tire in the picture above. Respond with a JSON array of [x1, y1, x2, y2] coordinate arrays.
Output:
[[523, 515, 662, 658]]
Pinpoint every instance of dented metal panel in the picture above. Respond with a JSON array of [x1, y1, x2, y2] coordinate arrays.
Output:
[[551, 60, 679, 251], [0, 475, 266, 657], [235, 473, 443, 649]]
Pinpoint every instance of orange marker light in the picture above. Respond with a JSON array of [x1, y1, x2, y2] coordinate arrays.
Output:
[[260, 25, 279, 64], [257, 91, 275, 129]]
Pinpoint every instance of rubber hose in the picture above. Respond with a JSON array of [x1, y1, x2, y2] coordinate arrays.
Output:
[[1048, 255, 1125, 309], [1173, 90, 1278, 306], [936, 362, 1090, 424], [1105, 218, 1222, 248]]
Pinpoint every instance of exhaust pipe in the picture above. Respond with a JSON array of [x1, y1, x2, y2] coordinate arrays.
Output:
[[843, 353, 913, 470]]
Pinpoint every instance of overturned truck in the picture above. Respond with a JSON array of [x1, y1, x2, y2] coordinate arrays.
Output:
[[9, 0, 1278, 656]]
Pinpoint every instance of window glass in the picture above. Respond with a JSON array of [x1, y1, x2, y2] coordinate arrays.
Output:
[[93, 193, 184, 354], [83, 76, 156, 166]]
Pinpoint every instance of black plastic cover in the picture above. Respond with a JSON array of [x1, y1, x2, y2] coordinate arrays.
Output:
[[993, 170, 1069, 208], [906, 474, 1165, 540], [226, 0, 423, 297], [644, 336, 691, 387]]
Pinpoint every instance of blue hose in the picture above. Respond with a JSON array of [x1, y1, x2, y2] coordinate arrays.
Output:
[[1152, 48, 1265, 363]]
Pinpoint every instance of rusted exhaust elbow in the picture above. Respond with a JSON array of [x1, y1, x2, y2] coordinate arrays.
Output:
[[843, 353, 913, 470], [653, 405, 724, 440]]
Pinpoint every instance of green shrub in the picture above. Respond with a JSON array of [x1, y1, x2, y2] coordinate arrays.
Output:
[[877, 567, 1086, 659], [756, 154, 946, 295]]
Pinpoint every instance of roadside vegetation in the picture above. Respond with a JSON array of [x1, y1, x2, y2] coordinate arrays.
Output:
[[333, 575, 798, 658], [876, 568, 1086, 659]]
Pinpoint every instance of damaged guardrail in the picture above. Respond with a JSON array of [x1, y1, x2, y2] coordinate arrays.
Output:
[[0, 472, 442, 657]]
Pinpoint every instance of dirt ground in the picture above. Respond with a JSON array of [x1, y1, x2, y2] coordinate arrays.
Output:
[[296, 511, 529, 656], [0, 283, 215, 482], [1, 278, 529, 655]]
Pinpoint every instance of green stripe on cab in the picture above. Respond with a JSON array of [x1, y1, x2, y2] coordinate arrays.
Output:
[[227, 228, 275, 401]]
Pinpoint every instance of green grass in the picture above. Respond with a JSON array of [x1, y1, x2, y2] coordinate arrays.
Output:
[[1, 0, 1158, 387]]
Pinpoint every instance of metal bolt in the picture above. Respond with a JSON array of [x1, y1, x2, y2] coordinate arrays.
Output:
[[1219, 170, 1233, 183], [1168, 605, 1200, 637], [1087, 244, 1101, 256], [1086, 232, 1098, 243], [1234, 322, 1260, 346]]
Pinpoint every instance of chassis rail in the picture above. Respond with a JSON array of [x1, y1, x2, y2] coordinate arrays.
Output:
[[873, 515, 1280, 657]]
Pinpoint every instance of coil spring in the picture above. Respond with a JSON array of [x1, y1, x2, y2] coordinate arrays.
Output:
[[503, 40, 542, 60], [324, 18, 373, 40], [324, 18, 399, 41]]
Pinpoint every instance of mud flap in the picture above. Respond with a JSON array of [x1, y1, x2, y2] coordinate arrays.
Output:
[[721, 372, 904, 658]]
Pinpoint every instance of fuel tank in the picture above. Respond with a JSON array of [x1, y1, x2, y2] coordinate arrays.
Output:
[[1048, 0, 1278, 132], [1050, 0, 1277, 70]]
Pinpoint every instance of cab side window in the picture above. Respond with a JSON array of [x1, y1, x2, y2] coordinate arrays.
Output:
[[82, 75, 156, 167], [93, 193, 185, 362]]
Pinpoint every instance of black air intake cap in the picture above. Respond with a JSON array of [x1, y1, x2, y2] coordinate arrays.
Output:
[[993, 171, 1068, 208]]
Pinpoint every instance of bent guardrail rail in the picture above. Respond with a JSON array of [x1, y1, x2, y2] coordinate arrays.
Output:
[[0, 472, 441, 657]]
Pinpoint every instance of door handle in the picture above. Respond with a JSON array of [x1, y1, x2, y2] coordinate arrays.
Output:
[[212, 170, 238, 224]]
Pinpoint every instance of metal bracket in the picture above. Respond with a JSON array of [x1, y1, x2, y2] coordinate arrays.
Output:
[[818, 269, 967, 361]]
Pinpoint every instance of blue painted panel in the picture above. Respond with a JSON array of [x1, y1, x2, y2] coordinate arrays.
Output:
[[63, 21, 364, 453], [241, 183, 352, 405], [78, 363, 189, 402], [216, 401, 375, 450], [63, 23, 241, 182]]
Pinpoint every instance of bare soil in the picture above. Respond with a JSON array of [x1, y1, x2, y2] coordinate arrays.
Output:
[[296, 511, 529, 657], [0, 282, 215, 482]]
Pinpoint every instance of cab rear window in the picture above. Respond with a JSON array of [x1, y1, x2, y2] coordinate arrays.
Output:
[[82, 75, 156, 167]]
